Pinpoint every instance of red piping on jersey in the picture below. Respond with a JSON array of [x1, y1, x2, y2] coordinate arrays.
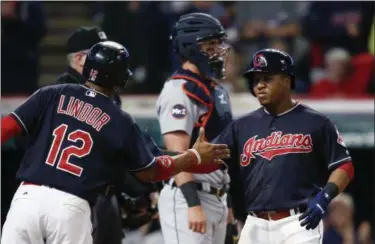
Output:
[[338, 161, 354, 180], [1, 115, 22, 144], [173, 75, 213, 141]]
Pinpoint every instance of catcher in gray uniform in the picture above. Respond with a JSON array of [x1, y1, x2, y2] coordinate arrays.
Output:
[[156, 13, 235, 244]]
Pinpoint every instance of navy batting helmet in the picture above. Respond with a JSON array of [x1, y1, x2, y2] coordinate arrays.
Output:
[[171, 12, 229, 79], [243, 49, 295, 95], [83, 41, 133, 89]]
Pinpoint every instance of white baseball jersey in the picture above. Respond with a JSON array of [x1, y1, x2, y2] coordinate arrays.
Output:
[[156, 78, 230, 188]]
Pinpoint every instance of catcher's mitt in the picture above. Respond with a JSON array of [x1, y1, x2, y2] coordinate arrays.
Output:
[[117, 192, 158, 229]]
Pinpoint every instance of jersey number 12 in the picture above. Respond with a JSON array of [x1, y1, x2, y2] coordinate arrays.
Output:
[[45, 124, 93, 177]]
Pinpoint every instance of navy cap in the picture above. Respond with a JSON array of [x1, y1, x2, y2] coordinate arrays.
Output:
[[66, 26, 108, 53]]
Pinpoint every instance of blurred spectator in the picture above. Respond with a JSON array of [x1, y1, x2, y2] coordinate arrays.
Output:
[[100, 2, 149, 93], [358, 222, 373, 244], [209, 2, 240, 43], [234, 2, 310, 94], [368, 17, 374, 55], [235, 2, 305, 59], [1, 1, 47, 95], [323, 193, 373, 244], [269, 39, 311, 93], [310, 48, 374, 98], [101, 2, 175, 94], [303, 2, 375, 67], [139, 2, 174, 94], [211, 2, 246, 93]]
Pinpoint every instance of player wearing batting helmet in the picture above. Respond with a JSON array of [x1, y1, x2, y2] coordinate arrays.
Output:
[[157, 12, 235, 244], [1, 40, 230, 244], [211, 48, 355, 244], [57, 26, 160, 244]]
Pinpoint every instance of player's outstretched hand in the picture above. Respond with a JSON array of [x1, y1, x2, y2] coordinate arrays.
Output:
[[299, 191, 330, 230], [192, 127, 230, 164]]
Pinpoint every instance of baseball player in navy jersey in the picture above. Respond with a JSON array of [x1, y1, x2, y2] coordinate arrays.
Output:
[[0, 41, 230, 244], [157, 13, 234, 244], [211, 48, 355, 244]]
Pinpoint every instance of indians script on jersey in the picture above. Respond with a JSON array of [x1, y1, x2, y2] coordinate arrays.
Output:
[[240, 131, 313, 167]]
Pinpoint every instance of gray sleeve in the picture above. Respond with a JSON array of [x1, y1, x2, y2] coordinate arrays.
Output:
[[156, 81, 201, 136]]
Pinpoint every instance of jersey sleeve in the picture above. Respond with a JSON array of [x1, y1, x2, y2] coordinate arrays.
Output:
[[123, 121, 156, 172], [10, 87, 51, 135], [156, 82, 201, 136], [318, 118, 352, 170]]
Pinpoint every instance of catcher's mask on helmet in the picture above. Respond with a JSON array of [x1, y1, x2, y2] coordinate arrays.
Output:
[[243, 48, 295, 95], [83, 41, 133, 89], [171, 12, 230, 79]]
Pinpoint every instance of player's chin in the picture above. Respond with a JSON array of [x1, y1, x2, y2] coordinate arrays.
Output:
[[256, 96, 271, 105]]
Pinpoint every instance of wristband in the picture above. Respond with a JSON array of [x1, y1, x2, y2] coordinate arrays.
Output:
[[187, 149, 201, 165], [179, 181, 201, 207], [323, 182, 339, 200]]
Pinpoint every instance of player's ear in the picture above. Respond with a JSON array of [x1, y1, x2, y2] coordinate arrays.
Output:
[[281, 74, 291, 90]]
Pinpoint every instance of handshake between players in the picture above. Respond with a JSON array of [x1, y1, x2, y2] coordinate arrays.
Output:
[[133, 127, 230, 183]]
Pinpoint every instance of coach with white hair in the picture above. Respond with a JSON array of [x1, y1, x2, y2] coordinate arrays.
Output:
[[58, 26, 107, 82]]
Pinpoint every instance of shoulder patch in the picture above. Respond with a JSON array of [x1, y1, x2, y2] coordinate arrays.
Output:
[[170, 104, 187, 119]]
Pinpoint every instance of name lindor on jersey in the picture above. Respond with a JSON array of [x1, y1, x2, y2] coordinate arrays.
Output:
[[56, 95, 111, 132]]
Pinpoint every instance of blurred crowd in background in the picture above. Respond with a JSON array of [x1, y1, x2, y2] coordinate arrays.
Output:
[[1, 1, 374, 244], [1, 1, 374, 97]]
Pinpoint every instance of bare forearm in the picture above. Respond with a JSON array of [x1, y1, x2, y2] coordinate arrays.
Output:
[[172, 151, 198, 175], [134, 130, 228, 182], [174, 172, 195, 186], [163, 132, 195, 185], [327, 168, 351, 193]]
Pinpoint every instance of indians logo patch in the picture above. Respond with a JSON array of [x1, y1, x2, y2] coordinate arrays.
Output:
[[253, 54, 268, 68], [240, 131, 313, 167], [159, 156, 172, 168]]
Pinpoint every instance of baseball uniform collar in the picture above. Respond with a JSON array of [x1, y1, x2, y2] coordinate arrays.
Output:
[[263, 100, 300, 117], [67, 66, 86, 84]]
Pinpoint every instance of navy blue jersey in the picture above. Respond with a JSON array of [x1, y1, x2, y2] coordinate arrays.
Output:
[[10, 84, 155, 203], [212, 103, 351, 211]]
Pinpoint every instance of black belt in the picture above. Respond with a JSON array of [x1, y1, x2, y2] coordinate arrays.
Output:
[[169, 181, 227, 197]]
